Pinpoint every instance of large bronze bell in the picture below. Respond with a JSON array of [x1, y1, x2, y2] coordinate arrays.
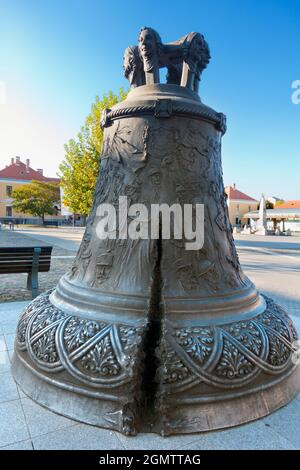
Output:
[[12, 27, 300, 436]]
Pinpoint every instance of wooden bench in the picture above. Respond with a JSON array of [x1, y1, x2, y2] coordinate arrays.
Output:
[[0, 246, 53, 298]]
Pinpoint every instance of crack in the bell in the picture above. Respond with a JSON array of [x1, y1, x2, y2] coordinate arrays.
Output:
[[139, 228, 164, 426]]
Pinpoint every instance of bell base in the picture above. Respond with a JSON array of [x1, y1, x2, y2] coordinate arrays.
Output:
[[11, 289, 300, 436], [11, 351, 133, 434], [12, 349, 300, 436], [152, 366, 300, 435]]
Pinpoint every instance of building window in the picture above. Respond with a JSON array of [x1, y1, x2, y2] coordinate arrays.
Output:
[[6, 206, 12, 217], [6, 185, 12, 197]]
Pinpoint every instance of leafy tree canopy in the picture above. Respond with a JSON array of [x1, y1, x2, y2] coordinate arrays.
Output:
[[59, 89, 128, 216], [12, 181, 60, 222]]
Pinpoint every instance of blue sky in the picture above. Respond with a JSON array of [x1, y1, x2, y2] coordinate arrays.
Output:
[[0, 0, 299, 199]]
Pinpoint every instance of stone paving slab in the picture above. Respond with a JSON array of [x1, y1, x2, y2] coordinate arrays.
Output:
[[32, 424, 125, 450], [4, 333, 15, 351], [0, 230, 49, 248], [0, 335, 6, 352], [0, 371, 19, 404], [0, 400, 30, 447], [116, 430, 207, 451], [1, 439, 34, 450], [20, 397, 77, 438], [185, 421, 297, 450], [0, 320, 19, 335], [0, 349, 11, 374], [261, 398, 300, 448]]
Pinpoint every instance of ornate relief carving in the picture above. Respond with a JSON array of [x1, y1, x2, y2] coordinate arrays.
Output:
[[119, 325, 143, 359], [223, 320, 262, 356], [215, 340, 255, 379], [159, 295, 298, 391], [267, 334, 291, 367], [159, 341, 192, 384], [31, 328, 59, 364], [16, 290, 143, 388], [80, 335, 121, 376], [174, 260, 199, 291], [174, 327, 214, 365], [149, 167, 161, 201], [104, 121, 145, 164], [17, 295, 48, 346], [69, 230, 93, 280], [94, 252, 114, 285], [64, 317, 106, 353]]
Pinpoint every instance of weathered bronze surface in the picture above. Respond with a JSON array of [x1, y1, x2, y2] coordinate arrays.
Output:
[[12, 28, 300, 436]]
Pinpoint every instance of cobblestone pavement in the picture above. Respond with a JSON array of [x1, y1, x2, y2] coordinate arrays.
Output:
[[0, 230, 300, 449]]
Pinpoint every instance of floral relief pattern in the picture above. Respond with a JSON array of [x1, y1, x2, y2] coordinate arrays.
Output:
[[16, 290, 141, 385], [159, 341, 192, 384], [64, 317, 106, 353], [160, 295, 298, 390], [174, 327, 214, 365], [80, 335, 121, 376], [223, 321, 262, 355], [31, 327, 58, 364], [215, 340, 255, 379], [16, 291, 298, 393]]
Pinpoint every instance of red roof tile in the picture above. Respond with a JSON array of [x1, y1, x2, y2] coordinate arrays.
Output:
[[0, 160, 59, 183], [225, 186, 257, 202]]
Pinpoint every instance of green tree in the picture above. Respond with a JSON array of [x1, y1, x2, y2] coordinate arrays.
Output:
[[12, 181, 60, 223], [59, 89, 128, 217]]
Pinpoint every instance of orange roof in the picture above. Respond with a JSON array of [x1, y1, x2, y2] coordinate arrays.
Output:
[[277, 200, 300, 209], [225, 186, 257, 202], [0, 158, 59, 183]]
